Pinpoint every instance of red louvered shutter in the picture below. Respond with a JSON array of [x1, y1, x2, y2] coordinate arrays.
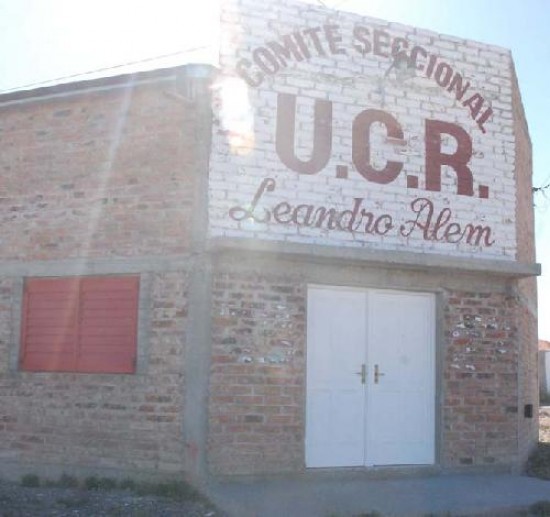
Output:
[[21, 278, 80, 372], [21, 276, 139, 374], [77, 276, 139, 374]]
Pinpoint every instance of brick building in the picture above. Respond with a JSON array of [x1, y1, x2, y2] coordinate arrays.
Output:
[[0, 0, 540, 481]]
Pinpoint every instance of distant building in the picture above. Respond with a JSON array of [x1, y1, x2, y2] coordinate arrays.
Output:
[[0, 0, 540, 482]]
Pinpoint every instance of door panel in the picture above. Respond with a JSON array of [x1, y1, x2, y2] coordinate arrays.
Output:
[[306, 286, 435, 468], [306, 287, 367, 467], [366, 290, 435, 466]]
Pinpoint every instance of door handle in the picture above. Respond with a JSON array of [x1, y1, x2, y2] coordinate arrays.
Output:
[[354, 364, 366, 384], [374, 364, 385, 384]]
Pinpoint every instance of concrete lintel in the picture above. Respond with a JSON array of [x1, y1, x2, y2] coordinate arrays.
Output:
[[209, 238, 541, 279], [0, 254, 193, 277]]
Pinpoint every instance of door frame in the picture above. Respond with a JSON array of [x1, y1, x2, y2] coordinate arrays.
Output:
[[304, 283, 443, 470]]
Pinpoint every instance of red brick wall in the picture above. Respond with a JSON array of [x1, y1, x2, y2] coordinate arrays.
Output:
[[442, 290, 519, 467], [511, 62, 539, 465], [517, 298, 538, 464], [208, 270, 306, 475], [0, 69, 208, 479], [0, 78, 198, 260]]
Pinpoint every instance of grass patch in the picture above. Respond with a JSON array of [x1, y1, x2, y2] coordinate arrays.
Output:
[[43, 473, 80, 488], [80, 477, 203, 502], [530, 500, 550, 516], [119, 478, 137, 491], [20, 474, 40, 488], [84, 476, 118, 491], [107, 508, 153, 517], [57, 473, 79, 488], [14, 473, 214, 512], [22, 472, 81, 489], [135, 480, 203, 501], [527, 443, 550, 479], [56, 495, 91, 508]]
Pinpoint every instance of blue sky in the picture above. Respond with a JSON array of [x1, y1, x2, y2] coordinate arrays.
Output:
[[1, 0, 549, 336]]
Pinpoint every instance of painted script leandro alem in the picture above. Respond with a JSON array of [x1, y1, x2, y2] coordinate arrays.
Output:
[[229, 93, 494, 247]]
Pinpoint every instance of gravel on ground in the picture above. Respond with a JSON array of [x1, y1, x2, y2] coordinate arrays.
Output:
[[0, 479, 225, 517]]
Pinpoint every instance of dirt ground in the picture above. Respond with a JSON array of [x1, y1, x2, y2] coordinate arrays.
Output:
[[0, 479, 225, 517]]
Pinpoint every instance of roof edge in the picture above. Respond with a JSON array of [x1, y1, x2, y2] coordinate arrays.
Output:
[[0, 63, 218, 105]]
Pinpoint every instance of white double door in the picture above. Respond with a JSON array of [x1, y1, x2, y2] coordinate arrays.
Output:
[[306, 286, 435, 468]]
